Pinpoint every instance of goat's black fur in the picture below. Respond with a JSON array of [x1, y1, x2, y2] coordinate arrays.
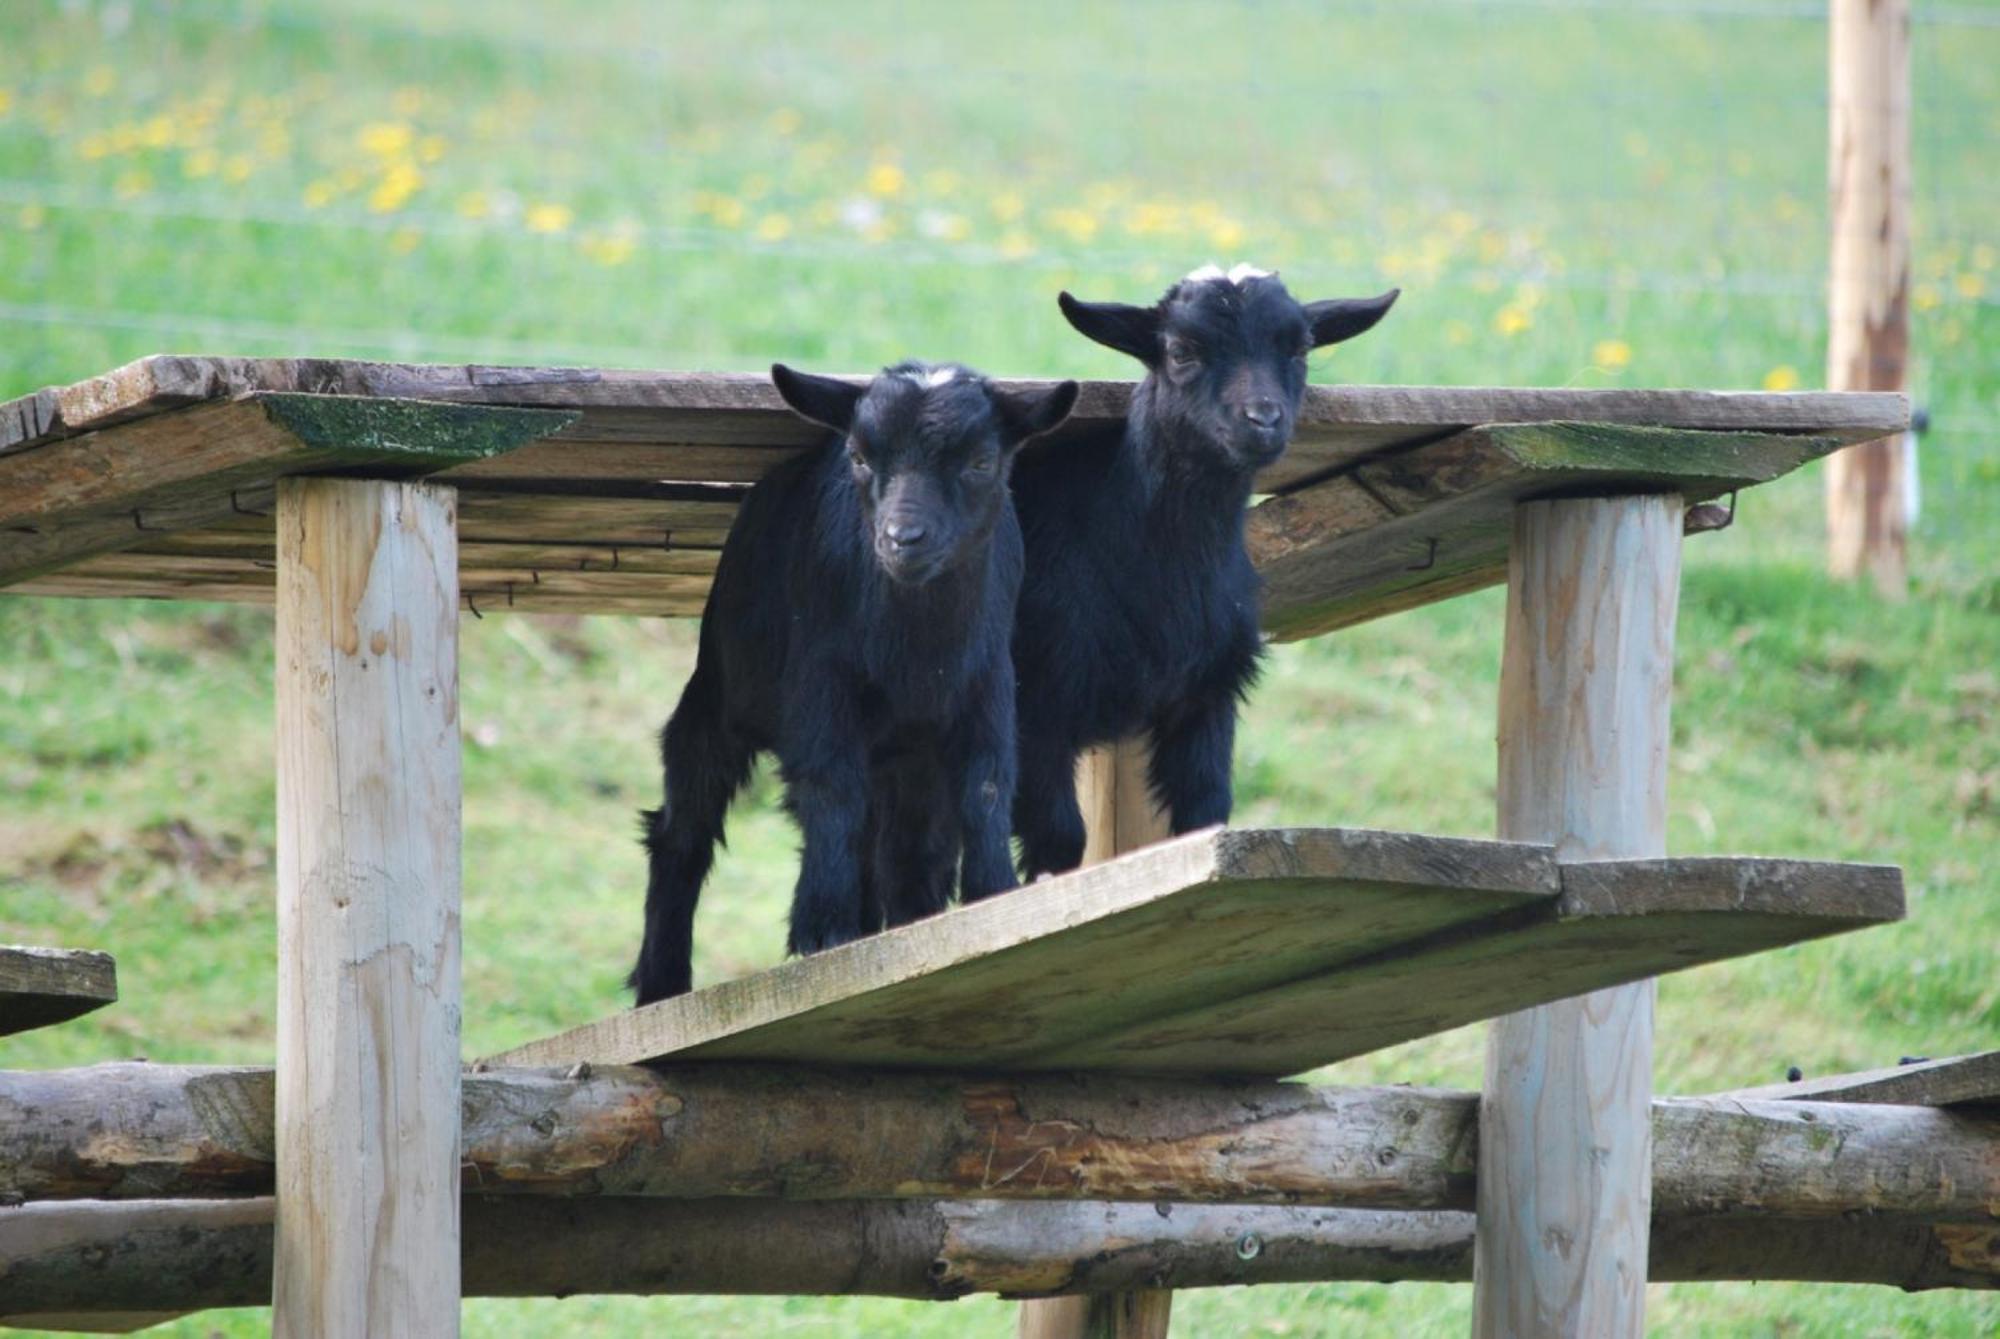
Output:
[[1009, 269, 1397, 877], [631, 361, 1079, 1004]]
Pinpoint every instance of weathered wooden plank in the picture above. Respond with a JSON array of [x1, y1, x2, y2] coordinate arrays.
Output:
[[3, 1194, 1991, 1328], [0, 397, 574, 588], [0, 355, 1907, 460], [496, 827, 1559, 1070], [1251, 423, 1831, 641], [1725, 1051, 2000, 1109], [0, 947, 116, 1038], [274, 478, 462, 1336], [489, 828, 1900, 1076]]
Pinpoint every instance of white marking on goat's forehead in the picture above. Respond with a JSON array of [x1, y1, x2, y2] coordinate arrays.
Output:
[[1182, 262, 1275, 286], [894, 364, 964, 389]]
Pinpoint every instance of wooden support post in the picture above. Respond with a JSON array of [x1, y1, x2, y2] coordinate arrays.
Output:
[[1825, 0, 1911, 595], [275, 478, 463, 1337], [1473, 495, 1682, 1339], [1019, 739, 1174, 1339]]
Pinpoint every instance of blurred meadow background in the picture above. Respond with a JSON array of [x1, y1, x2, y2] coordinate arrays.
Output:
[[2, 0, 1997, 1334]]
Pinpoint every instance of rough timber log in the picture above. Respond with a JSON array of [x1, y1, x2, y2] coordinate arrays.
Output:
[[5, 1064, 1998, 1229], [1, 1196, 1993, 1327]]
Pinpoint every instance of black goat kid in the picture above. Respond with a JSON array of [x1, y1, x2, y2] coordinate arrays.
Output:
[[630, 362, 1079, 1005], [1010, 265, 1398, 877]]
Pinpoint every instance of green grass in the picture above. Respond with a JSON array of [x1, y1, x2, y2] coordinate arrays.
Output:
[[2, 1, 1997, 1334]]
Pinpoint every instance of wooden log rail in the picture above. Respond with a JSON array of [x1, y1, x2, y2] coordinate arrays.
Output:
[[5, 1064, 1996, 1225], [2, 1195, 1993, 1325]]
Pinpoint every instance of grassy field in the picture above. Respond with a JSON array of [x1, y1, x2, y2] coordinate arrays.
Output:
[[3, 1, 1997, 1335]]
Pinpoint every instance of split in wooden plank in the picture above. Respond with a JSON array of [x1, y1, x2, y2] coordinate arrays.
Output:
[[0, 395, 576, 587], [1723, 1050, 2000, 1109], [2, 1194, 1990, 1329], [0, 946, 116, 1038], [1251, 422, 1837, 640], [488, 827, 1901, 1077]]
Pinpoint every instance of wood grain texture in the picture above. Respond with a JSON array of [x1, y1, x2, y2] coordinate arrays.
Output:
[[0, 946, 117, 1037], [1021, 739, 1175, 1339], [1474, 494, 1682, 1339], [1724, 1050, 2000, 1109], [274, 478, 462, 1337], [1825, 0, 1911, 595], [3, 1193, 1992, 1327], [486, 833, 1896, 1080], [490, 826, 1561, 1073], [0, 396, 573, 588], [1250, 423, 1831, 641], [13, 1066, 1995, 1228]]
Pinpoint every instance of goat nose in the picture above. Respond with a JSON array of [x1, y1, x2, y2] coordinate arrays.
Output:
[[1244, 398, 1283, 427], [883, 518, 928, 548]]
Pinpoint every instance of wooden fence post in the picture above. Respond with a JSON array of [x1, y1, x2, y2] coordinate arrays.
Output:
[[275, 478, 463, 1337], [1017, 739, 1174, 1339], [1825, 0, 1912, 595], [1472, 495, 1682, 1338]]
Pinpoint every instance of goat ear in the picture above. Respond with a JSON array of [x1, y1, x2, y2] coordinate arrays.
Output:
[[1304, 289, 1400, 348], [771, 364, 864, 433], [1058, 292, 1160, 364], [991, 380, 1081, 447]]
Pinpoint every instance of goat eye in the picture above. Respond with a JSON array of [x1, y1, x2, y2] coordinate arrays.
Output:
[[963, 453, 998, 478], [846, 443, 871, 474]]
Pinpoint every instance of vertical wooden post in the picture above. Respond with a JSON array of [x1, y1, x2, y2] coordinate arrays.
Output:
[[275, 478, 463, 1337], [1472, 495, 1682, 1339], [1018, 739, 1173, 1339], [1825, 0, 1911, 596]]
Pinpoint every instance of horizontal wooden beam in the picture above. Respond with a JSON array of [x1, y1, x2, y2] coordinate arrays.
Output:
[[8, 1065, 1993, 1230], [1251, 423, 1839, 640], [1, 1194, 1990, 1329], [1724, 1050, 2000, 1108], [0, 396, 576, 587], [0, 947, 116, 1038]]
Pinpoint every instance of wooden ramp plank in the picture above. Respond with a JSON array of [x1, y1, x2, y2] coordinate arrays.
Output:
[[0, 947, 117, 1038], [1723, 1051, 2000, 1108], [488, 830, 1902, 1077]]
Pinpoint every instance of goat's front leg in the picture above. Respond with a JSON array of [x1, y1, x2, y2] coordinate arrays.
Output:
[[779, 672, 872, 957], [956, 666, 1019, 903], [1148, 690, 1237, 835]]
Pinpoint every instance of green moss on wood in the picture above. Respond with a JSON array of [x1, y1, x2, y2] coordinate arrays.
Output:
[[256, 393, 577, 462], [1493, 423, 1839, 488]]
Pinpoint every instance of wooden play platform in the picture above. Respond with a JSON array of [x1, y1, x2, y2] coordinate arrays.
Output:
[[3, 357, 1981, 1338]]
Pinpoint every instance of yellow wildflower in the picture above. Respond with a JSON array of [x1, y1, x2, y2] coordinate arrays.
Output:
[[1762, 365, 1800, 392], [1953, 272, 1985, 300], [997, 231, 1034, 260], [742, 174, 772, 201], [1592, 339, 1633, 371], [183, 148, 219, 179], [18, 203, 47, 230], [78, 132, 112, 160], [753, 213, 792, 242], [302, 179, 336, 208], [358, 122, 414, 158], [0, 89, 12, 117], [392, 87, 426, 117], [1493, 305, 1532, 337], [222, 155, 253, 183], [1443, 319, 1472, 347], [368, 163, 423, 212], [1046, 207, 1098, 244], [418, 135, 447, 164], [707, 195, 745, 227], [83, 66, 115, 97], [865, 162, 905, 197], [581, 233, 635, 266], [990, 191, 1024, 223], [1973, 243, 1995, 272], [1913, 284, 1941, 312], [768, 107, 802, 136], [114, 169, 152, 199], [456, 191, 490, 219], [525, 202, 573, 233], [1209, 218, 1245, 251], [389, 227, 422, 255], [141, 116, 174, 149]]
